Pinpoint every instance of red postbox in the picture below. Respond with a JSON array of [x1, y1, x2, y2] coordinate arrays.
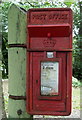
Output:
[[26, 8, 72, 116]]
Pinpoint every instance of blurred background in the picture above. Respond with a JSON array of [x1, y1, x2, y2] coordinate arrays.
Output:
[[0, 0, 82, 118]]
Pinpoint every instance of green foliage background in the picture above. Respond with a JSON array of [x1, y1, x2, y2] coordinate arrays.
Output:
[[0, 0, 82, 80]]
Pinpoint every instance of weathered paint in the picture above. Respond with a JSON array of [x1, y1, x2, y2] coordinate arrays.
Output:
[[8, 4, 27, 44], [8, 99, 31, 118], [8, 4, 31, 118], [26, 8, 72, 116], [8, 48, 26, 96]]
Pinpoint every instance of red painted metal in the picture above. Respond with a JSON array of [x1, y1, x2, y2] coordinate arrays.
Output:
[[26, 8, 72, 116]]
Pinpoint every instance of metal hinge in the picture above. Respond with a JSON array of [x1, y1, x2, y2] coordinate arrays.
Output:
[[8, 44, 27, 48], [9, 95, 26, 100]]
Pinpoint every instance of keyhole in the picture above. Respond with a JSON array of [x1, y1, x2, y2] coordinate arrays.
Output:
[[36, 80, 38, 84]]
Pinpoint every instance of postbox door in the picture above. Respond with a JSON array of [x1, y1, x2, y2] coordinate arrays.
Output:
[[28, 51, 71, 115], [26, 8, 72, 116]]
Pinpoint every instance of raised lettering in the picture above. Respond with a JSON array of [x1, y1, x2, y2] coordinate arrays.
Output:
[[31, 12, 69, 24]]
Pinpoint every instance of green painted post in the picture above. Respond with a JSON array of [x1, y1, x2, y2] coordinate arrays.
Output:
[[8, 4, 32, 118]]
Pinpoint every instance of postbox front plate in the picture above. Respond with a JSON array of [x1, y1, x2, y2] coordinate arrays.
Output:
[[26, 8, 72, 116]]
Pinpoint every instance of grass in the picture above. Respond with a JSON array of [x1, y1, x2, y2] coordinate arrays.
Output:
[[72, 87, 80, 110]]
